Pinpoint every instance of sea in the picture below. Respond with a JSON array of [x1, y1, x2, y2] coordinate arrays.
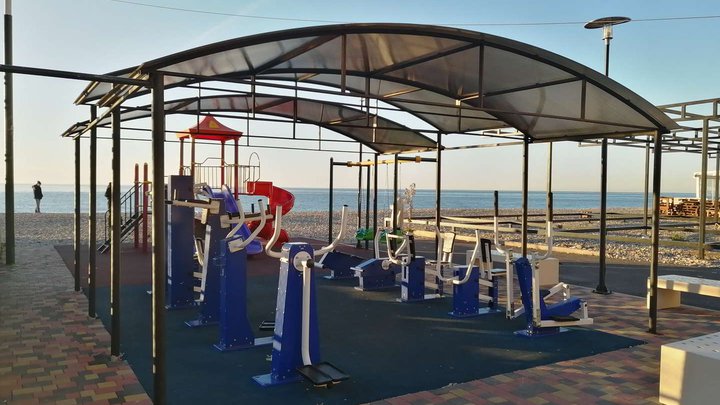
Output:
[[0, 184, 696, 214]]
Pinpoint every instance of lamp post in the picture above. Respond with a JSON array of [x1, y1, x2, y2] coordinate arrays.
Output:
[[585, 16, 631, 295]]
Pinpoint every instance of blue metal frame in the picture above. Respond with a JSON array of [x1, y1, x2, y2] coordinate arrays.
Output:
[[253, 242, 320, 386], [214, 234, 272, 351], [166, 175, 198, 310], [185, 198, 226, 327]]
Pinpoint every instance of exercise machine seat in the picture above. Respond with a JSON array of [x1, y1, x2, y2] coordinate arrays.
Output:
[[514, 257, 582, 320]]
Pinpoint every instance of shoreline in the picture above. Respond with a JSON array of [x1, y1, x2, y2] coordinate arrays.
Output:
[[1, 208, 718, 268]]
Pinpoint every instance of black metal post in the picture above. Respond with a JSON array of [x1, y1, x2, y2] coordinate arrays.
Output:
[[357, 147, 362, 248], [373, 153, 378, 255], [649, 131, 662, 333], [329, 157, 334, 244], [365, 164, 370, 249], [88, 105, 97, 318], [698, 119, 709, 259], [110, 105, 121, 357], [595, 33, 612, 295], [715, 146, 720, 225], [393, 154, 399, 231], [151, 72, 167, 404], [521, 139, 529, 256], [74, 136, 81, 291], [644, 139, 650, 236], [435, 133, 442, 257], [4, 4, 14, 265]]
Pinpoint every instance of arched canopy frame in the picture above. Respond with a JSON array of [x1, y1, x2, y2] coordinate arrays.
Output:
[[76, 23, 678, 143]]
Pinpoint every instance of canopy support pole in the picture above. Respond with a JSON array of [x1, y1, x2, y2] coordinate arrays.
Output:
[[435, 133, 442, 257], [110, 105, 122, 357], [73, 135, 81, 292], [699, 119, 709, 259], [88, 105, 98, 318], [521, 138, 529, 256], [4, 3, 14, 265], [150, 71, 167, 405], [644, 139, 650, 236], [648, 130, 663, 334]]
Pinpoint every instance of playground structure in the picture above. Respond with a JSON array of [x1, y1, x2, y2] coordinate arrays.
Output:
[[176, 114, 295, 247]]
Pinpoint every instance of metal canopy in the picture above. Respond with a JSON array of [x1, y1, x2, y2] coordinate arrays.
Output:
[[62, 94, 438, 154], [76, 23, 678, 141]]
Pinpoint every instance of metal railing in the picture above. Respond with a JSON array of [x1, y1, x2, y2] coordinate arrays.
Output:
[[99, 183, 144, 253], [181, 157, 261, 193]]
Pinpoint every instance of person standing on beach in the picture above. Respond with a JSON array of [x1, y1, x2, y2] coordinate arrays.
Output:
[[32, 181, 43, 213], [105, 182, 112, 212]]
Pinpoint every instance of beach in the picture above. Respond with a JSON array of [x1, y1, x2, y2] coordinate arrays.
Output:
[[2, 208, 719, 267]]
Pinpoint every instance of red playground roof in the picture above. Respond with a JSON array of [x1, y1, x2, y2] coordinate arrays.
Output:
[[176, 115, 243, 141]]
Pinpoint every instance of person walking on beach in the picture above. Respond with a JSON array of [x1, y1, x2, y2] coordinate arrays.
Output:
[[105, 182, 112, 212], [32, 181, 43, 213]]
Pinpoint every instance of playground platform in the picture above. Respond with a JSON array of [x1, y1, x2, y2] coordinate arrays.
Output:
[[2, 240, 720, 404]]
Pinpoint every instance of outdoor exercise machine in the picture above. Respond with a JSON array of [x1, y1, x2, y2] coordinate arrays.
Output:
[[513, 257, 593, 337], [213, 199, 272, 351], [253, 205, 350, 387], [500, 192, 594, 336], [166, 175, 216, 309], [350, 228, 402, 291], [433, 229, 504, 317]]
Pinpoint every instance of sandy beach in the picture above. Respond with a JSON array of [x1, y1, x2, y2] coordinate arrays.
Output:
[[2, 208, 719, 267]]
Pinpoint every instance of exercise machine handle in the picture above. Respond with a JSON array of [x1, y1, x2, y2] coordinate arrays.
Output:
[[315, 205, 349, 257], [434, 227, 455, 283], [265, 205, 284, 258], [454, 230, 481, 285], [232, 200, 267, 251]]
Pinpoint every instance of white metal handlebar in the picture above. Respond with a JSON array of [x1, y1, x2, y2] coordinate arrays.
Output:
[[315, 205, 349, 257], [265, 205, 284, 258]]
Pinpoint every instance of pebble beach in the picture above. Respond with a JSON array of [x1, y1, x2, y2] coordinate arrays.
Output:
[[2, 207, 719, 268]]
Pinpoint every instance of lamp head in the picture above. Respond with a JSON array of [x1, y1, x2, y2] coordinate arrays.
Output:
[[584, 16, 631, 42]]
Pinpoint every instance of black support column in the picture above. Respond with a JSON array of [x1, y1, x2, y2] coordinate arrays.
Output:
[[110, 106, 121, 357], [648, 131, 663, 333], [521, 138, 529, 256], [150, 72, 167, 404], [88, 105, 97, 318], [73, 135, 81, 291]]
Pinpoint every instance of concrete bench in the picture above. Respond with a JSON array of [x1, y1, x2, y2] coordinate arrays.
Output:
[[660, 332, 720, 405], [648, 275, 720, 309]]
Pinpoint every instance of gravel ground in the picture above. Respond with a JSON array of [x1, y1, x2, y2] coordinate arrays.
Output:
[[2, 208, 719, 267]]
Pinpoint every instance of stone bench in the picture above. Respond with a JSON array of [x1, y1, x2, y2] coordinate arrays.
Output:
[[648, 275, 720, 309], [660, 332, 720, 405]]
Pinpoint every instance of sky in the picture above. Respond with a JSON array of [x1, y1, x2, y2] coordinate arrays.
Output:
[[0, 0, 718, 194]]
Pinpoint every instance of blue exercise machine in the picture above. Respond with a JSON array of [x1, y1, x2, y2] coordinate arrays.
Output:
[[166, 175, 207, 309], [253, 205, 351, 387], [513, 257, 593, 337], [351, 229, 401, 291], [432, 229, 505, 317], [317, 250, 366, 280], [214, 199, 274, 351]]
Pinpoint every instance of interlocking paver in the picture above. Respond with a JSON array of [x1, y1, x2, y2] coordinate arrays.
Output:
[[0, 242, 151, 404]]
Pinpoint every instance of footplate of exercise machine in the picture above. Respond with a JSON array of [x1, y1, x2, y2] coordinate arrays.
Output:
[[297, 362, 349, 387], [258, 320, 275, 331]]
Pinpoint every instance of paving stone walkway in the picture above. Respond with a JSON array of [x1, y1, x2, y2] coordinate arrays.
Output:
[[0, 243, 151, 404], [3, 240, 720, 404]]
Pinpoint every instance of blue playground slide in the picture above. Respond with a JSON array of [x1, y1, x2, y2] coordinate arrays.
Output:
[[201, 185, 263, 256]]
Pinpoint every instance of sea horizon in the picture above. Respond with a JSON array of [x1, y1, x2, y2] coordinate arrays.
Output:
[[0, 185, 697, 214]]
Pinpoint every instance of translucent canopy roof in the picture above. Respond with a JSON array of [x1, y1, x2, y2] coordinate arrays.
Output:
[[77, 23, 678, 141], [62, 94, 438, 154]]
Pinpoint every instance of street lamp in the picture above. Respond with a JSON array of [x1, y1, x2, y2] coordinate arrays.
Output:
[[585, 16, 631, 295]]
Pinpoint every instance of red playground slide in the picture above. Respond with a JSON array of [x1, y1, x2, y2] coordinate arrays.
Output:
[[246, 181, 295, 248]]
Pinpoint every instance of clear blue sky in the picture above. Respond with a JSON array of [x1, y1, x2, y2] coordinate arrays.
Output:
[[1, 0, 718, 193]]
